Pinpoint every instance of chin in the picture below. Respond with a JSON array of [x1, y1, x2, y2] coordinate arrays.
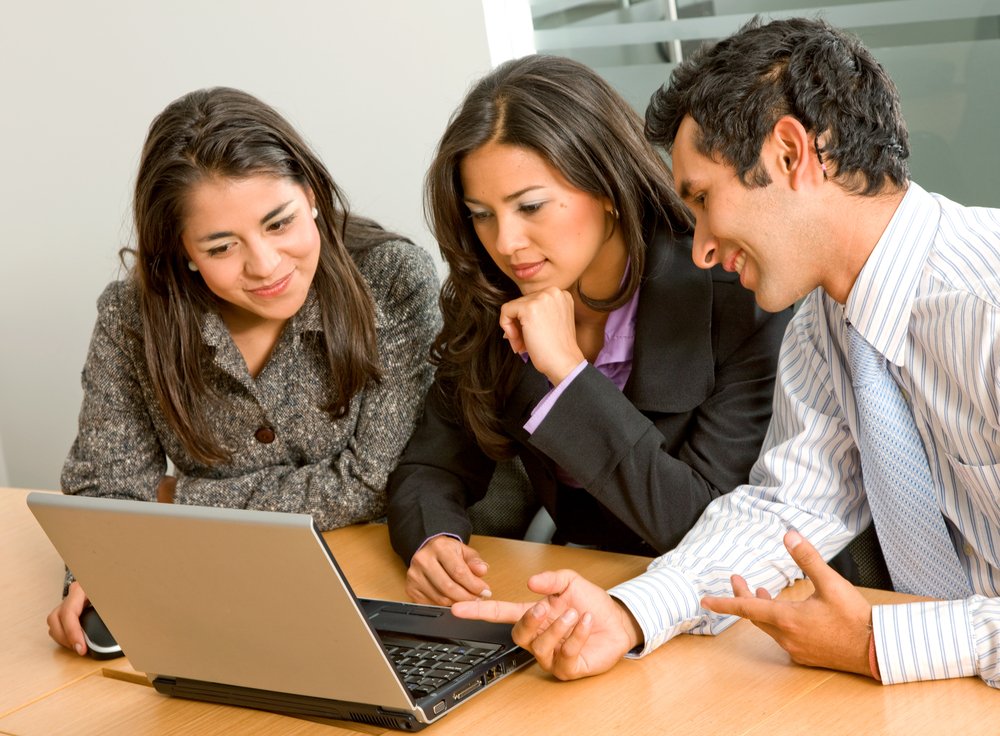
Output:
[[753, 291, 795, 313]]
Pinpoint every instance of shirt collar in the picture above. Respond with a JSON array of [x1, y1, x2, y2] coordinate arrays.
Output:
[[593, 282, 639, 369], [844, 182, 938, 366]]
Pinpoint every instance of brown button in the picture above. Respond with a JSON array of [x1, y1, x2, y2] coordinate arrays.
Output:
[[254, 426, 276, 444]]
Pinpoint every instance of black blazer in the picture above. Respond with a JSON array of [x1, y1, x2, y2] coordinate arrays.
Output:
[[388, 230, 791, 562]]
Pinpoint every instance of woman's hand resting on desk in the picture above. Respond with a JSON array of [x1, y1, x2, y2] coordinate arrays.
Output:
[[47, 581, 90, 655], [406, 535, 493, 606], [499, 288, 585, 386], [452, 569, 643, 680]]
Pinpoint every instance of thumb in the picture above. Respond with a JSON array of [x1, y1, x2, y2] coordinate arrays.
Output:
[[785, 529, 841, 592], [527, 569, 578, 597], [462, 545, 488, 576]]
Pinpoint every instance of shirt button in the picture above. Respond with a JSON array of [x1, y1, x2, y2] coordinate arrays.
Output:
[[254, 426, 276, 444], [964, 543, 975, 557]]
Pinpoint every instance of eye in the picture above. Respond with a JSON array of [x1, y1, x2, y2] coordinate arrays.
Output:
[[467, 209, 492, 222], [518, 201, 544, 215], [207, 242, 234, 257], [267, 213, 296, 232]]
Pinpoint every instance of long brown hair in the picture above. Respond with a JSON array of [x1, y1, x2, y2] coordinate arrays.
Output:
[[425, 55, 692, 458], [130, 86, 398, 464]]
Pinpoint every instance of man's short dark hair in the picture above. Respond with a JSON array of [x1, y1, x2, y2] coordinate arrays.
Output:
[[645, 16, 909, 195]]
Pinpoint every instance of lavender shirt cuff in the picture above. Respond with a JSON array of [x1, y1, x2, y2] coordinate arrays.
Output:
[[416, 532, 463, 554], [523, 360, 588, 435]]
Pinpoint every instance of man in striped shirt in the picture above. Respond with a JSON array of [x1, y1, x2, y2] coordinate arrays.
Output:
[[453, 17, 1000, 689]]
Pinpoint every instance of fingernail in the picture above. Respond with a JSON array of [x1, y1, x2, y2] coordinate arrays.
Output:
[[480, 589, 492, 599], [560, 609, 578, 624], [786, 529, 803, 549], [531, 603, 545, 618], [75, 643, 86, 656]]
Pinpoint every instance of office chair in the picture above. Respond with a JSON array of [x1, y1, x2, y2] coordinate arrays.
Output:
[[468, 457, 541, 540]]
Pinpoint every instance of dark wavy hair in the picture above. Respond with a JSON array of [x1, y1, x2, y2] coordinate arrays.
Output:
[[426, 54, 692, 458], [130, 87, 400, 464], [645, 16, 909, 195]]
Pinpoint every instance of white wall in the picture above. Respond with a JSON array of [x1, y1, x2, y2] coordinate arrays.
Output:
[[0, 432, 8, 487], [0, 1, 494, 491]]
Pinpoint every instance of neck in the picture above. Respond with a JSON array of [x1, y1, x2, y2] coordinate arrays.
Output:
[[220, 307, 287, 378], [821, 185, 907, 304]]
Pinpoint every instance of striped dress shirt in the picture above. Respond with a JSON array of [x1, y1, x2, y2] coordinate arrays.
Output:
[[610, 182, 1000, 688]]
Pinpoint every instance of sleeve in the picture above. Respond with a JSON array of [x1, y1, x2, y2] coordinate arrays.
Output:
[[172, 241, 442, 531], [61, 282, 167, 503], [386, 381, 498, 564], [872, 597, 1000, 687], [610, 295, 871, 654], [526, 285, 792, 553], [60, 282, 168, 594]]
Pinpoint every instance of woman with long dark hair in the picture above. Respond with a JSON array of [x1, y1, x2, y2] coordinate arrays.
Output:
[[387, 55, 790, 605], [48, 87, 440, 654]]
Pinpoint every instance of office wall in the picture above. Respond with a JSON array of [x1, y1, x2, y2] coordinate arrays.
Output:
[[0, 433, 8, 487], [0, 1, 494, 490]]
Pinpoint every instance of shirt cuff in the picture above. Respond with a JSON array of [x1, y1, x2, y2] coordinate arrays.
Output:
[[523, 360, 587, 435], [415, 532, 463, 554], [872, 599, 977, 684], [608, 565, 705, 657]]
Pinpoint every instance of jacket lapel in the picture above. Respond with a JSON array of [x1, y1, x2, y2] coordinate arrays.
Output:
[[625, 231, 715, 413]]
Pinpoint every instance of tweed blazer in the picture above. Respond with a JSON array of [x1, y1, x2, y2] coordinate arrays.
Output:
[[62, 239, 441, 531], [387, 229, 792, 562]]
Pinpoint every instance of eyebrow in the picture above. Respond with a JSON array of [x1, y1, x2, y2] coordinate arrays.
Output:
[[677, 179, 695, 201], [464, 185, 546, 206], [197, 200, 295, 242]]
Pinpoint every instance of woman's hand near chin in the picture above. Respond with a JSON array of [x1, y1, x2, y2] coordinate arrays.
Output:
[[498, 287, 584, 384]]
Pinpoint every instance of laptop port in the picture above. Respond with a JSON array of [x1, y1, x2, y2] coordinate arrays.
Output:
[[485, 663, 505, 682], [432, 700, 446, 715], [452, 677, 485, 701]]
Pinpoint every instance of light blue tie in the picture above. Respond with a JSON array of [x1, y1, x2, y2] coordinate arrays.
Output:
[[848, 324, 972, 599]]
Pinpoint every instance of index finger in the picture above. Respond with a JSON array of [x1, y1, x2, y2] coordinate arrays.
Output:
[[451, 598, 534, 623], [700, 594, 781, 625]]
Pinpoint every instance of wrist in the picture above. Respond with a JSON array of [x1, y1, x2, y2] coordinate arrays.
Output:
[[868, 631, 882, 682], [544, 355, 586, 387], [614, 598, 644, 653]]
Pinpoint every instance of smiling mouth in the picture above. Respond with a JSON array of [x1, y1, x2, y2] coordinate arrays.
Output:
[[722, 250, 747, 275], [511, 261, 545, 280], [248, 271, 293, 297]]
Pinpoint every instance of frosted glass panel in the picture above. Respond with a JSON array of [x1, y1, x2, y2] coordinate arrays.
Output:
[[528, 0, 1000, 205]]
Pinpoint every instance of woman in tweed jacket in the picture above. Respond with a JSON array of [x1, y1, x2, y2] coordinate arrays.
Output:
[[48, 87, 441, 655]]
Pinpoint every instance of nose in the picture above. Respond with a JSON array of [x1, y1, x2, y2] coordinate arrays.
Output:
[[690, 217, 721, 270], [492, 213, 528, 257], [243, 237, 281, 278]]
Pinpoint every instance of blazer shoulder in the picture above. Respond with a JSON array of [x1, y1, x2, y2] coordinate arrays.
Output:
[[352, 239, 439, 304], [94, 278, 143, 333]]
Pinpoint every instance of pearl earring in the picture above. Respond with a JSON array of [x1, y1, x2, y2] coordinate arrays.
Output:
[[311, 207, 319, 219], [187, 260, 199, 272]]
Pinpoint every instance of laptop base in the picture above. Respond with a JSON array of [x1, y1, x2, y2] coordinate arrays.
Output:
[[153, 676, 424, 731]]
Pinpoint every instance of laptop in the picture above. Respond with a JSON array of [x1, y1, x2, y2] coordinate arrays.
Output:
[[27, 492, 533, 731]]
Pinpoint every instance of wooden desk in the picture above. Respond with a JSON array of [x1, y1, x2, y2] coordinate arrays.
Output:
[[1, 487, 994, 735]]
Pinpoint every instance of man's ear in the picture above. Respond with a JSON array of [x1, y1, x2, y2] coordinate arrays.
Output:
[[769, 116, 817, 189]]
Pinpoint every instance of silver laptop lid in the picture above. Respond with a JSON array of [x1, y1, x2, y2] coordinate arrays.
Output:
[[27, 493, 412, 710]]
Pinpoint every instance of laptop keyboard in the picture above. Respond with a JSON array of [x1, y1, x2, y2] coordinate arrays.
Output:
[[380, 635, 502, 698]]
